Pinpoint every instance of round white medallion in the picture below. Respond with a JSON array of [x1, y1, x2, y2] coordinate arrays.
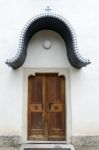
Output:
[[43, 40, 51, 49]]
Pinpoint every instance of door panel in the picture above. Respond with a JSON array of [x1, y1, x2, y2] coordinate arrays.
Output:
[[32, 78, 42, 103], [28, 74, 66, 141], [47, 76, 61, 102], [47, 75, 65, 140], [28, 75, 46, 140]]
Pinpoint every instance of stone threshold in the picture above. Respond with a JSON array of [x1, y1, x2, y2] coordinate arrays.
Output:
[[20, 144, 75, 150]]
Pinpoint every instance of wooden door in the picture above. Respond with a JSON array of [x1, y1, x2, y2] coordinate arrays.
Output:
[[47, 74, 65, 140], [28, 73, 66, 141]]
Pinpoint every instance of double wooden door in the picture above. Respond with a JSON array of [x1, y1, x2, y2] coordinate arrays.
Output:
[[28, 73, 66, 141]]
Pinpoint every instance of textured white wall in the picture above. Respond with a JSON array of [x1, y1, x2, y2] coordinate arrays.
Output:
[[0, 0, 99, 137]]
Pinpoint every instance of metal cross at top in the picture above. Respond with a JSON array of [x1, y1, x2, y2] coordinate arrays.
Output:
[[45, 6, 51, 13]]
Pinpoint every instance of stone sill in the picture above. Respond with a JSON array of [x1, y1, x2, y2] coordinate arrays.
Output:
[[72, 136, 99, 146]]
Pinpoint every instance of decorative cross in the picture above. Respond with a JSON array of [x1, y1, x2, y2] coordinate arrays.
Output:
[[45, 6, 51, 13]]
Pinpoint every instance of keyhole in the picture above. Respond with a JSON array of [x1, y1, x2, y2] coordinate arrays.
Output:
[[55, 106, 57, 109], [35, 106, 38, 110]]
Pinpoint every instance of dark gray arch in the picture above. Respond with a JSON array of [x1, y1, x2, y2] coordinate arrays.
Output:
[[5, 13, 91, 69]]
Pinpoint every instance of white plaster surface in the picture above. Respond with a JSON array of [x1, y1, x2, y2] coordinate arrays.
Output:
[[0, 0, 99, 138], [24, 30, 69, 68]]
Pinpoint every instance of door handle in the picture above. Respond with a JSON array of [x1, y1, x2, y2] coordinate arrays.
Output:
[[49, 103, 53, 110], [49, 103, 59, 111]]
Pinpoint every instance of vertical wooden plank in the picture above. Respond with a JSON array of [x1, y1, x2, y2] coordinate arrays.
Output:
[[42, 74, 48, 140], [28, 75, 34, 138], [61, 75, 66, 140]]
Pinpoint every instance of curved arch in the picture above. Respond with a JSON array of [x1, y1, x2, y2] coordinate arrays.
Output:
[[5, 13, 91, 69]]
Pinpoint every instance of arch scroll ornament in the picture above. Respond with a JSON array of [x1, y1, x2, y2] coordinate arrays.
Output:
[[6, 10, 91, 69]]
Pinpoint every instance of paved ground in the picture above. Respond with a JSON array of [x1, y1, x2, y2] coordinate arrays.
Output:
[[75, 146, 99, 150], [0, 146, 99, 150], [0, 147, 20, 150]]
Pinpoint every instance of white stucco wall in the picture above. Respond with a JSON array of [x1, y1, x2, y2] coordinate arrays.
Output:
[[24, 30, 70, 68], [0, 0, 99, 137]]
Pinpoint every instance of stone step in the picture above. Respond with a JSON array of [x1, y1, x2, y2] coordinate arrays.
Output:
[[24, 149, 70, 150], [20, 144, 75, 150]]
